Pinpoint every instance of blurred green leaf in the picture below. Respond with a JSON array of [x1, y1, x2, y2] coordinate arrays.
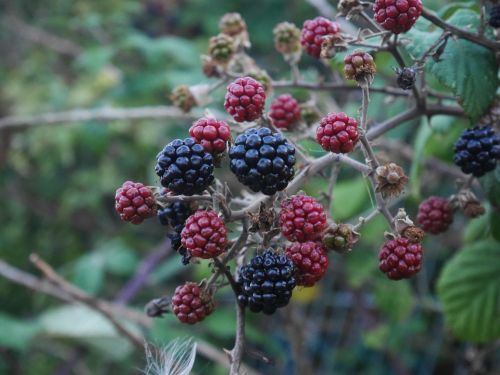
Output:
[[463, 209, 491, 243], [374, 277, 413, 321], [73, 253, 106, 295], [437, 240, 500, 342], [410, 119, 432, 198], [0, 314, 40, 351], [331, 177, 370, 221], [480, 166, 500, 206], [39, 305, 137, 359]]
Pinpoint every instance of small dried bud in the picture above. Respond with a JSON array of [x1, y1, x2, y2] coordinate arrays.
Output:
[[395, 66, 417, 90], [322, 223, 359, 253], [393, 208, 424, 243], [144, 296, 170, 318], [320, 34, 346, 59], [247, 69, 273, 95], [201, 55, 220, 78], [375, 163, 408, 198], [170, 85, 196, 113], [338, 0, 365, 18], [300, 101, 321, 125], [402, 226, 425, 244], [249, 202, 276, 233], [219, 13, 247, 37], [273, 22, 302, 56], [208, 33, 235, 65], [344, 49, 376, 85], [450, 189, 486, 218]]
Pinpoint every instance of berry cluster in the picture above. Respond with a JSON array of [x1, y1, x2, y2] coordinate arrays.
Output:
[[453, 126, 500, 177], [379, 237, 423, 280], [373, 0, 423, 34], [285, 241, 328, 287], [115, 181, 156, 224], [181, 210, 228, 259], [171, 282, 215, 324], [155, 138, 215, 195], [237, 250, 296, 314], [229, 127, 296, 195], [269, 94, 301, 129], [316, 112, 359, 153], [417, 196, 454, 234], [300, 16, 340, 58], [224, 76, 266, 122], [189, 117, 231, 155]]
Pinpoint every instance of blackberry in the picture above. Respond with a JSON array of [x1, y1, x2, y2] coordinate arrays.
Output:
[[490, 5, 500, 28], [395, 67, 417, 90], [171, 282, 215, 324], [237, 249, 296, 314], [155, 138, 214, 195], [417, 196, 454, 234], [453, 126, 500, 177], [115, 181, 156, 224], [379, 237, 423, 280], [373, 0, 423, 34], [229, 127, 296, 195], [158, 201, 194, 265]]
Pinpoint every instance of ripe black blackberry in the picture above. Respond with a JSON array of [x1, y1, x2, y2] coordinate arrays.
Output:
[[229, 128, 296, 195], [237, 249, 296, 314], [490, 5, 500, 28], [453, 126, 500, 177], [158, 201, 194, 265], [155, 138, 214, 195]]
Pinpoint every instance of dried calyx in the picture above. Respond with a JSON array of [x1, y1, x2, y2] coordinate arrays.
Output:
[[322, 223, 359, 253], [375, 162, 408, 198], [393, 208, 425, 243], [449, 189, 486, 218]]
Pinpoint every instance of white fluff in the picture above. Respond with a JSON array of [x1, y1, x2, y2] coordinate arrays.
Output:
[[144, 338, 197, 375]]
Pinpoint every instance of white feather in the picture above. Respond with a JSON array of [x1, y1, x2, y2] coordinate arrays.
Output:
[[144, 337, 197, 375]]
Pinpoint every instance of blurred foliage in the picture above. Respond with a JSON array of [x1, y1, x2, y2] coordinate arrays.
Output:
[[0, 0, 499, 374]]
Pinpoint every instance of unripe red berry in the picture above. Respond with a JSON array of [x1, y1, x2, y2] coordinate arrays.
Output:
[[285, 241, 329, 287], [189, 117, 231, 154], [279, 194, 327, 242], [171, 282, 215, 324], [269, 94, 301, 129], [379, 237, 423, 280], [181, 210, 228, 259], [316, 112, 359, 153], [224, 77, 266, 122], [115, 181, 156, 224], [373, 0, 423, 34], [417, 196, 454, 234], [300, 16, 340, 58]]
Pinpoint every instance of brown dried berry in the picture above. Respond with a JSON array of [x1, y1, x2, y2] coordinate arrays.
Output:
[[375, 163, 408, 198]]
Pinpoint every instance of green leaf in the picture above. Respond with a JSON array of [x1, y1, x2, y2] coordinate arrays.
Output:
[[72, 253, 106, 295], [480, 167, 500, 206], [374, 277, 413, 321], [331, 177, 370, 221], [0, 314, 40, 351], [39, 305, 138, 359], [406, 11, 498, 121], [437, 240, 500, 343], [490, 209, 500, 243], [463, 208, 490, 243], [410, 119, 433, 198]]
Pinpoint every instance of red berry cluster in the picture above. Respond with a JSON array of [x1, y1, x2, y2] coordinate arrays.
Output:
[[224, 76, 266, 122], [316, 112, 359, 153], [417, 196, 454, 234], [189, 117, 231, 154], [379, 237, 423, 280], [181, 210, 228, 259], [300, 16, 340, 58], [171, 282, 215, 324], [279, 194, 328, 242], [285, 241, 329, 287], [114, 181, 156, 224], [269, 94, 301, 129], [373, 0, 423, 34]]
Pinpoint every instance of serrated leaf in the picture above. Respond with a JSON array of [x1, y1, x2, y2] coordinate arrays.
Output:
[[437, 240, 500, 343], [406, 10, 498, 121]]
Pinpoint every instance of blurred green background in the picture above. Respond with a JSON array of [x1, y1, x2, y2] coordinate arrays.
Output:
[[0, 0, 499, 374]]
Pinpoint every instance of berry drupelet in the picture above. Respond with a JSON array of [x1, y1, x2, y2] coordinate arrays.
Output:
[[171, 282, 215, 324], [279, 194, 327, 242], [189, 117, 231, 155], [181, 210, 228, 259], [379, 237, 423, 280], [285, 241, 329, 287], [237, 249, 296, 314], [224, 77, 266, 122], [155, 138, 214, 195], [115, 181, 156, 224], [316, 112, 359, 153], [229, 127, 296, 195], [373, 0, 423, 34], [453, 126, 500, 177], [300, 17, 340, 58], [269, 94, 301, 129], [417, 196, 454, 234]]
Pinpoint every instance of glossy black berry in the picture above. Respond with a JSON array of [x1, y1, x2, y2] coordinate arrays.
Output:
[[229, 128, 296, 195], [395, 67, 417, 90], [490, 6, 500, 28], [453, 126, 500, 177], [157, 201, 193, 229], [155, 138, 214, 195], [237, 249, 296, 314]]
